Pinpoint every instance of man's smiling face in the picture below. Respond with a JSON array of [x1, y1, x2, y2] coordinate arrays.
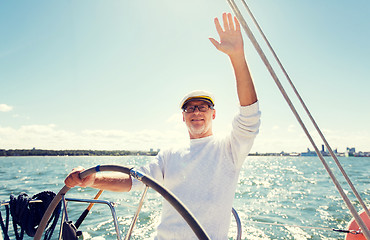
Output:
[[182, 100, 216, 139]]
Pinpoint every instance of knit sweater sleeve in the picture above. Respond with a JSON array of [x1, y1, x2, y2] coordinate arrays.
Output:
[[229, 101, 261, 168], [130, 152, 165, 191]]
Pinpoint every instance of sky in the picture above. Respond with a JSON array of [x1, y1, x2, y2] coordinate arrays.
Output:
[[1, 0, 369, 153]]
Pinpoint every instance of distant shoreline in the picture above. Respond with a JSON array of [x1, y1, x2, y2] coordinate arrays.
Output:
[[0, 149, 158, 157], [1, 148, 369, 157]]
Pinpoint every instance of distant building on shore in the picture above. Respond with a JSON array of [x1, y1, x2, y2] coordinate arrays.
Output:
[[300, 145, 339, 157], [300, 145, 369, 157], [345, 147, 356, 157], [300, 148, 317, 156]]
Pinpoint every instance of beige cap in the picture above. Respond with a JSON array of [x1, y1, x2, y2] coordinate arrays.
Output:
[[179, 90, 215, 110]]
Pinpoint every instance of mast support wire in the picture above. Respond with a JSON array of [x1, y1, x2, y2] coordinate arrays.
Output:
[[237, 0, 370, 222], [226, 0, 370, 239]]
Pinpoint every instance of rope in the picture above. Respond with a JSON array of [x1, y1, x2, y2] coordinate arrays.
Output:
[[9, 193, 28, 240], [30, 191, 61, 240], [0, 204, 10, 240], [34, 186, 70, 240], [4, 191, 61, 240], [226, 1, 370, 239]]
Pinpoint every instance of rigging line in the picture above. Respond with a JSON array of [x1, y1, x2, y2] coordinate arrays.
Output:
[[239, 0, 370, 221], [226, 1, 370, 239]]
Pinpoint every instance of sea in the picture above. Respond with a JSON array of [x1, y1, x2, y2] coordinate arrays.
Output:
[[0, 156, 369, 240]]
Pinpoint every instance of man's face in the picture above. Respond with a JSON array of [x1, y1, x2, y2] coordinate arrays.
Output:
[[182, 100, 216, 139]]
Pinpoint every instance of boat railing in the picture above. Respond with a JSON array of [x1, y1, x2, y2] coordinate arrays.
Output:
[[58, 190, 242, 240], [61, 196, 122, 240]]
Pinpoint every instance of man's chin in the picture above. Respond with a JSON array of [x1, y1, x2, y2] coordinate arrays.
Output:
[[189, 126, 207, 137], [190, 124, 204, 132]]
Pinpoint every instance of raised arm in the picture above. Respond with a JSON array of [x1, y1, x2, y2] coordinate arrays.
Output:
[[209, 13, 257, 106]]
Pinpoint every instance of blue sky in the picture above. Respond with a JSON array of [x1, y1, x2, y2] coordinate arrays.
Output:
[[1, 0, 369, 153]]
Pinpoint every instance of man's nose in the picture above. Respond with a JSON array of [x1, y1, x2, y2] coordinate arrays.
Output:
[[193, 106, 201, 113]]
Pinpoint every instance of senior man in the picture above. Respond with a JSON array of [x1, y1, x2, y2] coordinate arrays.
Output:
[[65, 13, 260, 239]]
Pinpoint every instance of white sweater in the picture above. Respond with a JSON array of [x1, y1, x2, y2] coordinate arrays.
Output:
[[132, 102, 260, 239]]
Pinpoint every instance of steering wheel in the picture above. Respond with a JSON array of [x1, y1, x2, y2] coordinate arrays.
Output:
[[33, 164, 210, 240]]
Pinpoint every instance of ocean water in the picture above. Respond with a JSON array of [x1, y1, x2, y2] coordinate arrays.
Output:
[[0, 156, 369, 240]]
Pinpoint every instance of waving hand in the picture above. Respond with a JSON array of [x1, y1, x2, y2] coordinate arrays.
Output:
[[209, 13, 244, 57]]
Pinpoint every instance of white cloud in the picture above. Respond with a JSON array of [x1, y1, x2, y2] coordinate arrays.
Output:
[[287, 124, 298, 133], [0, 123, 188, 151], [166, 113, 182, 123], [0, 121, 368, 153], [165, 113, 186, 130], [0, 104, 13, 112], [251, 122, 370, 153]]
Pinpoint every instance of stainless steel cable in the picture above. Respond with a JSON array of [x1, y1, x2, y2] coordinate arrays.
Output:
[[226, 0, 370, 239], [239, 0, 370, 221]]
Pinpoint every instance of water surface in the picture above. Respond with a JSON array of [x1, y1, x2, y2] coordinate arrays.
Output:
[[0, 156, 369, 239]]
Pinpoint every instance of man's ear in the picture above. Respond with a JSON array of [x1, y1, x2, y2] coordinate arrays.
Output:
[[212, 109, 216, 119], [183, 112, 185, 122]]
